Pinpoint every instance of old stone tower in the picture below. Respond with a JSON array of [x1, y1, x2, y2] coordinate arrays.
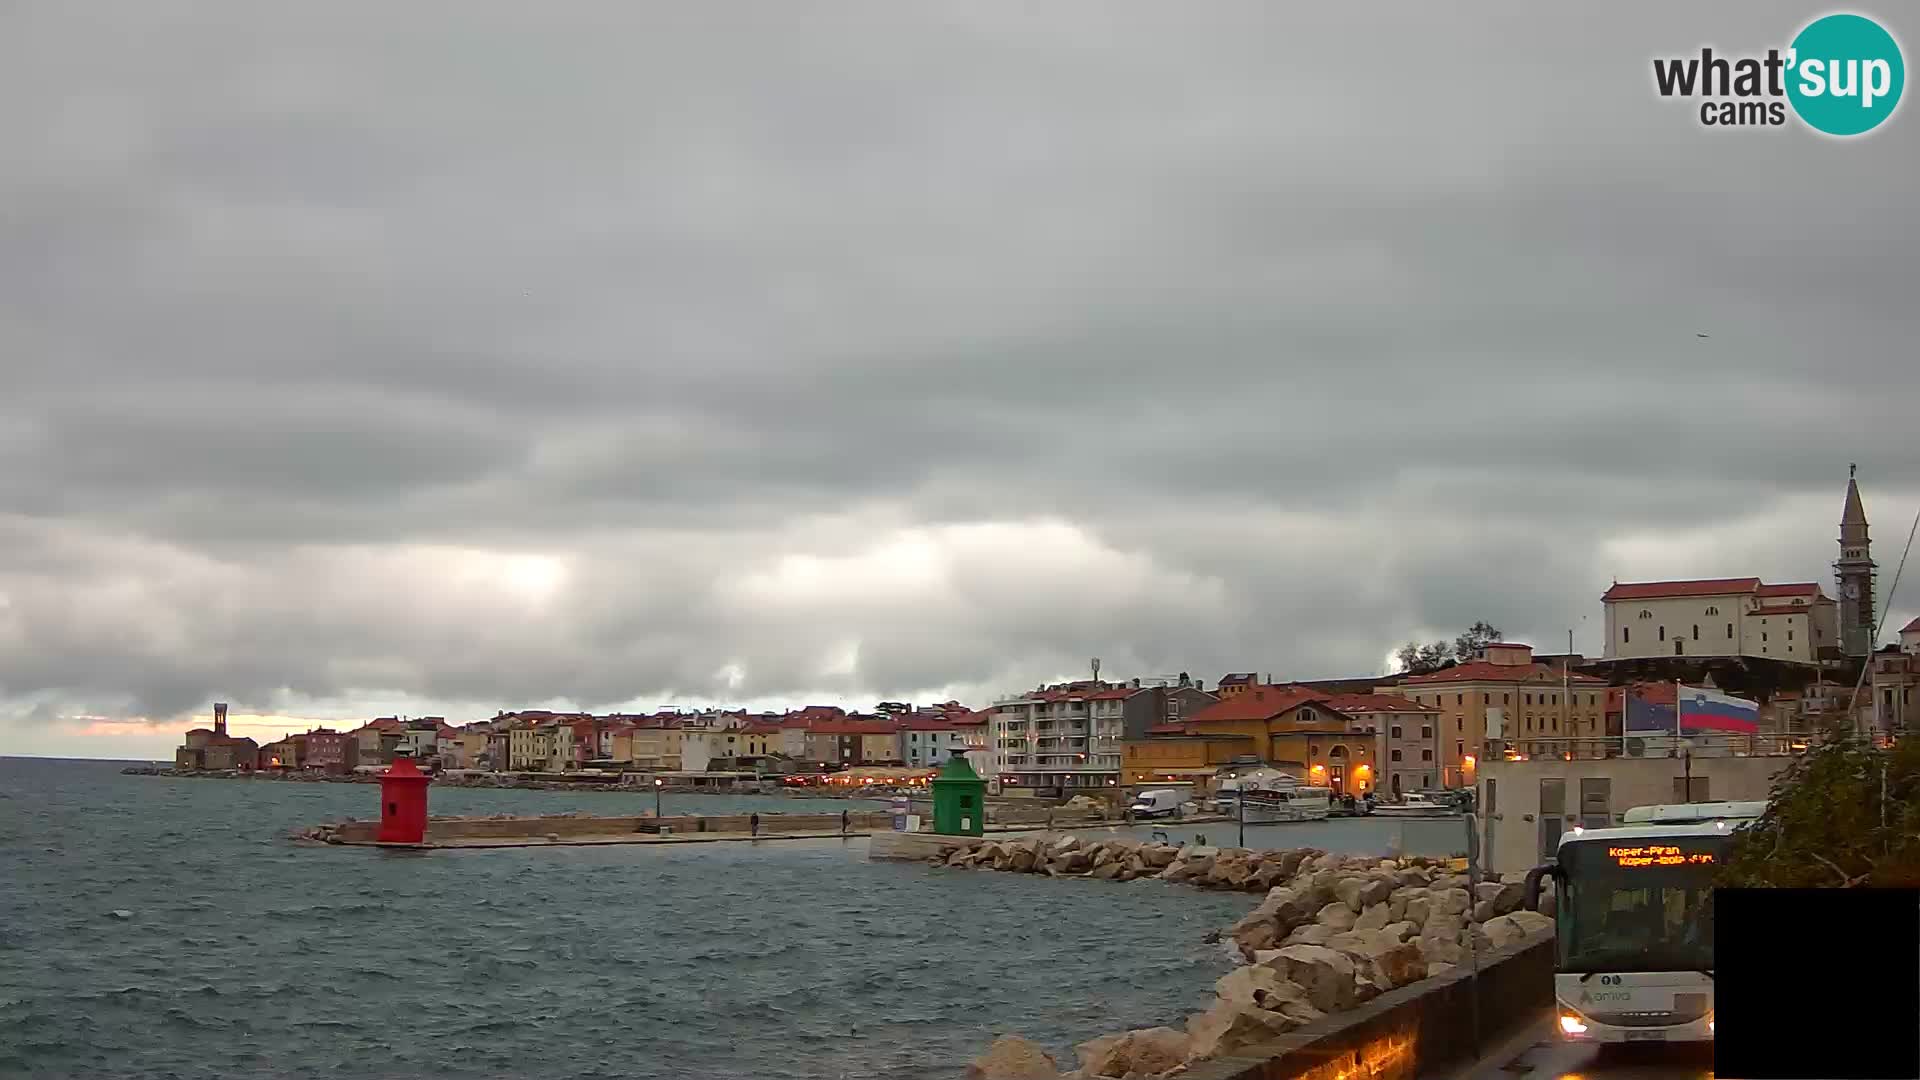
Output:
[[1836, 465, 1877, 656]]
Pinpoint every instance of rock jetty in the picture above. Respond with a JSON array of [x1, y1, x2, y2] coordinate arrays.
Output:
[[955, 836, 1555, 1079]]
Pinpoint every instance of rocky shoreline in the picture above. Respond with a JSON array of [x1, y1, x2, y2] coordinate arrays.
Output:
[[945, 835, 1554, 1079]]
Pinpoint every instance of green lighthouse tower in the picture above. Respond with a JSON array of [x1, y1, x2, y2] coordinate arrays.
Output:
[[930, 748, 986, 836]]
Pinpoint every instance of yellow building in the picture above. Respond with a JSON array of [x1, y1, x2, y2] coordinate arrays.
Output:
[[508, 726, 553, 771], [628, 728, 684, 770], [1139, 685, 1380, 795], [1390, 642, 1607, 787], [1123, 732, 1251, 787]]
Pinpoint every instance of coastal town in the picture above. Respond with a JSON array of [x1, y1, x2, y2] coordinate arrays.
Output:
[[165, 473, 1919, 840]]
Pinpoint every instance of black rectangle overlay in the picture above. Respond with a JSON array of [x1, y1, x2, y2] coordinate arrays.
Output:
[[1716, 887, 1919, 1080]]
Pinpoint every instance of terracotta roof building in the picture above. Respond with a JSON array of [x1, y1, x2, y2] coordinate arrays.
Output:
[[1391, 643, 1607, 787], [1601, 576, 1838, 665]]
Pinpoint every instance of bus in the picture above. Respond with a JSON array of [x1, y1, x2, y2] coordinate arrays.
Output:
[[1523, 801, 1763, 1045]]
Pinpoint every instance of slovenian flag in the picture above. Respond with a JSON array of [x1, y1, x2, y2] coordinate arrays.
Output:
[[1677, 685, 1759, 735]]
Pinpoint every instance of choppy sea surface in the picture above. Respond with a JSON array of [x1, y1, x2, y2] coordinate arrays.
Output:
[[0, 758, 1468, 1080]]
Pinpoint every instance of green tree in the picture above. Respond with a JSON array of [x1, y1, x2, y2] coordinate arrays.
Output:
[[1452, 620, 1504, 660], [1396, 620, 1503, 674], [1720, 726, 1920, 888]]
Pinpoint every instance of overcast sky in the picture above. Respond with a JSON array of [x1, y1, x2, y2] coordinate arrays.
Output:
[[4, 3, 1917, 758]]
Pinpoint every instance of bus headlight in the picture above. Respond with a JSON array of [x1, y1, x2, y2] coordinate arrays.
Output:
[[1559, 1012, 1589, 1036]]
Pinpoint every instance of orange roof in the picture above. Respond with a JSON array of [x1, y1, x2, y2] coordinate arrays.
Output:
[[1183, 686, 1324, 723], [808, 720, 900, 736], [1400, 661, 1604, 686], [1603, 578, 1762, 601], [1900, 617, 1920, 634], [1323, 692, 1441, 714]]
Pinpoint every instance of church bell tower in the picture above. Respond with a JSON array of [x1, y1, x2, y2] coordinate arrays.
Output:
[[1836, 465, 1877, 656]]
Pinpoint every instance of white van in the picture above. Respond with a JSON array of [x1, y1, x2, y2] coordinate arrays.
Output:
[[1128, 789, 1188, 818]]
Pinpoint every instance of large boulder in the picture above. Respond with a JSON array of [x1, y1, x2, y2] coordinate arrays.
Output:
[[1009, 847, 1038, 873], [1075, 1027, 1191, 1078], [1139, 844, 1177, 868], [1234, 922, 1279, 957], [1369, 940, 1427, 989], [1090, 862, 1122, 881], [1401, 893, 1431, 927], [966, 1035, 1060, 1080], [1381, 920, 1418, 942], [1316, 902, 1357, 932], [1284, 923, 1335, 946], [1186, 1000, 1296, 1061], [1484, 911, 1553, 948], [1353, 903, 1391, 932], [1433, 887, 1472, 918], [1358, 877, 1396, 909], [1270, 848, 1312, 878], [1051, 836, 1083, 855], [1333, 876, 1367, 912], [1508, 910, 1554, 935], [1061, 850, 1092, 873], [1261, 944, 1357, 1013]]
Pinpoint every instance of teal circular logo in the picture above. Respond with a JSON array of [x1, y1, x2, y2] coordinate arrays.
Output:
[[1787, 13, 1905, 136]]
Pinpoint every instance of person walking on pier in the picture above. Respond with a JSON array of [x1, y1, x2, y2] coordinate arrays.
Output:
[[840, 809, 850, 836], [749, 812, 760, 837]]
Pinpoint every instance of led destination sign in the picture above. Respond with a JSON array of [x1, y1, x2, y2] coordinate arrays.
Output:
[[1607, 844, 1717, 869]]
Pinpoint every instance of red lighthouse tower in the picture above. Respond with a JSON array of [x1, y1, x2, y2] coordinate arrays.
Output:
[[376, 754, 432, 844]]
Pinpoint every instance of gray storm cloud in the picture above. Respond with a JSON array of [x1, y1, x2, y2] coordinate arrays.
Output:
[[2, 2, 1916, 742]]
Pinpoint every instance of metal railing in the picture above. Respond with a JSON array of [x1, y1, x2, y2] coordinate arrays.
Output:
[[1483, 729, 1854, 762]]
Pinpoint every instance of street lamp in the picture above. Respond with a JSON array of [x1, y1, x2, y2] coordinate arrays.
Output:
[[1678, 738, 1695, 803], [653, 776, 664, 817]]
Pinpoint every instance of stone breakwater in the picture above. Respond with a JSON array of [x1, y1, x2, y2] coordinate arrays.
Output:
[[943, 835, 1556, 1080]]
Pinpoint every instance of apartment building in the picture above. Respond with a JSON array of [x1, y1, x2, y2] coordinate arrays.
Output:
[[1391, 643, 1607, 788], [991, 682, 1129, 791]]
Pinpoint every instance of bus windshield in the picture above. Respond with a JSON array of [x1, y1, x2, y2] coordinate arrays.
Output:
[[1556, 836, 1726, 974]]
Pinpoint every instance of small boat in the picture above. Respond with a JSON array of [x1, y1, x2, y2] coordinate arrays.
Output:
[[1237, 785, 1333, 822], [1371, 795, 1458, 818]]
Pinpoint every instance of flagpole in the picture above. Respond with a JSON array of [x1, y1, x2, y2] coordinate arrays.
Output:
[[1674, 678, 1684, 751]]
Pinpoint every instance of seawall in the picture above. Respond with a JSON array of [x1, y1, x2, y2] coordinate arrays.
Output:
[[1185, 931, 1552, 1080]]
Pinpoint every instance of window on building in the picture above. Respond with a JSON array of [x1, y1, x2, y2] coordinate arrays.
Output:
[[1456, 716, 1462, 732], [1788, 629, 1794, 641], [1692, 624, 1699, 640], [1390, 725, 1402, 739], [1762, 632, 1768, 642], [1623, 628, 1630, 643], [1706, 606, 1719, 616], [1420, 725, 1433, 738], [1456, 740, 1464, 760], [1727, 623, 1734, 639], [1503, 693, 1511, 705], [1421, 749, 1433, 761], [1525, 693, 1532, 705], [1639, 609, 1652, 619], [1658, 626, 1666, 641], [1391, 749, 1402, 761], [1456, 693, 1463, 705]]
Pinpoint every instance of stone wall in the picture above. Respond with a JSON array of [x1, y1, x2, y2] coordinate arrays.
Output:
[[1181, 932, 1553, 1080]]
